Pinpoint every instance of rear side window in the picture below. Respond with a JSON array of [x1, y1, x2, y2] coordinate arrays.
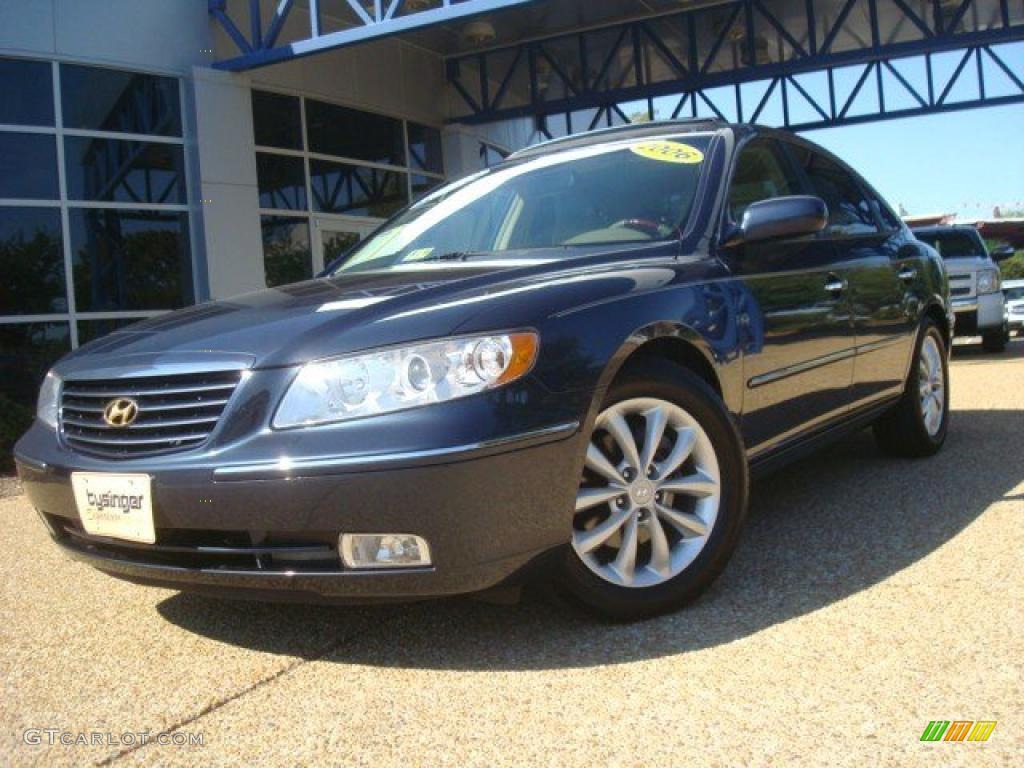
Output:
[[789, 145, 878, 236], [727, 138, 801, 222], [915, 230, 986, 258]]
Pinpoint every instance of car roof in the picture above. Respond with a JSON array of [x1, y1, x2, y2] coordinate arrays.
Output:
[[1004, 279, 1024, 288], [507, 119, 741, 161]]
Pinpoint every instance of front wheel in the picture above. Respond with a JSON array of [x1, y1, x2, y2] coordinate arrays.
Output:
[[873, 320, 949, 457], [560, 359, 748, 620]]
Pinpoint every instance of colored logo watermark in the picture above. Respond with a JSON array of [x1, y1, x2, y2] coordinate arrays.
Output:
[[920, 720, 997, 742]]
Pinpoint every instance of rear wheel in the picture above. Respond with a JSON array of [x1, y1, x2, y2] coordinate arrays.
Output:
[[560, 359, 747, 620], [873, 320, 949, 457]]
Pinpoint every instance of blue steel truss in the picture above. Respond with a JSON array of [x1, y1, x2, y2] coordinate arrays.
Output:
[[532, 42, 1024, 137], [445, 0, 1024, 130], [209, 0, 539, 70]]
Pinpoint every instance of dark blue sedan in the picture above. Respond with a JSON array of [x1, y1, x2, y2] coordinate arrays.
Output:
[[15, 120, 952, 619]]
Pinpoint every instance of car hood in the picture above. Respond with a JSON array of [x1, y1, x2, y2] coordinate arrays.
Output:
[[56, 243, 689, 377]]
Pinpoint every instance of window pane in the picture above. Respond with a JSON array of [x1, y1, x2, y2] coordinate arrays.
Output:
[[60, 64, 182, 137], [728, 139, 800, 221], [257, 153, 307, 210], [0, 58, 54, 126], [411, 174, 441, 201], [306, 100, 404, 166], [64, 137, 185, 203], [321, 230, 361, 267], [407, 122, 444, 174], [77, 317, 142, 345], [261, 216, 311, 287], [70, 208, 193, 311], [790, 146, 878, 236], [0, 207, 66, 314], [252, 90, 302, 149], [0, 133, 58, 199], [310, 160, 407, 218], [0, 322, 70, 407]]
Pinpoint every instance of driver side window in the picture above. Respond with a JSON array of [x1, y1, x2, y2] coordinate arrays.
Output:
[[727, 138, 801, 223]]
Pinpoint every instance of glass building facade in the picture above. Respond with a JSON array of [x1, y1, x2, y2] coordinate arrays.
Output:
[[0, 57, 194, 407]]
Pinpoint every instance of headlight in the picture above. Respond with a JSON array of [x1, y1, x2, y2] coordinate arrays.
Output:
[[977, 269, 1000, 295], [36, 370, 61, 429], [273, 332, 539, 428]]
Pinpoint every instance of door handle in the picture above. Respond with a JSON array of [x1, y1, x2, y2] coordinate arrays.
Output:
[[824, 275, 848, 295], [898, 266, 917, 282]]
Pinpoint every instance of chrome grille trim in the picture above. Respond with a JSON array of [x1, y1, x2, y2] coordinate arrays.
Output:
[[60, 370, 242, 458]]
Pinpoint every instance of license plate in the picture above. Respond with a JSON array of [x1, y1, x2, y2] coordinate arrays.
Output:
[[71, 473, 155, 544]]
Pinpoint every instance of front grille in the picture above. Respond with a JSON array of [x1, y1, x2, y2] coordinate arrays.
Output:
[[60, 370, 242, 458], [950, 286, 971, 297]]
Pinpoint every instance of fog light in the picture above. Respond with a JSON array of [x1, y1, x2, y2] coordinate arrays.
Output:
[[340, 534, 432, 569]]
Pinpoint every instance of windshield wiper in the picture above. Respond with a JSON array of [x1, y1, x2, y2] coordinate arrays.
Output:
[[420, 250, 491, 262]]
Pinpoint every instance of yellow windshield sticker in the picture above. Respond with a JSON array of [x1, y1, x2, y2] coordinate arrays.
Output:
[[630, 140, 704, 164]]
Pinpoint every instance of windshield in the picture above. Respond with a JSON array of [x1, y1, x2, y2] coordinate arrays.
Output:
[[915, 230, 986, 259], [330, 134, 713, 274], [1005, 286, 1024, 301]]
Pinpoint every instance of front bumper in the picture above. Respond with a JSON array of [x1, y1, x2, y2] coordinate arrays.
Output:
[[951, 293, 1004, 335], [15, 418, 586, 602]]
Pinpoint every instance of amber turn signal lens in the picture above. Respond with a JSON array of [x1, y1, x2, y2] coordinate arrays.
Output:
[[497, 332, 540, 384]]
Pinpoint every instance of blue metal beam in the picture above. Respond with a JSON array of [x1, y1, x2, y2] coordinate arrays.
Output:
[[446, 0, 1024, 126], [527, 42, 1024, 137], [210, 0, 542, 71]]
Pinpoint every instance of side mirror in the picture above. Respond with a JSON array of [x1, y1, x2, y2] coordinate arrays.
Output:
[[990, 244, 1016, 263], [733, 195, 828, 245]]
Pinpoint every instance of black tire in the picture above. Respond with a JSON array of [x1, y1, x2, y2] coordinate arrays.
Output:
[[873, 320, 949, 457], [559, 358, 748, 621], [981, 328, 1006, 353]]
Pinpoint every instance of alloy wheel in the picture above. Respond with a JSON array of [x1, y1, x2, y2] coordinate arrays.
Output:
[[918, 335, 945, 437], [572, 397, 722, 588]]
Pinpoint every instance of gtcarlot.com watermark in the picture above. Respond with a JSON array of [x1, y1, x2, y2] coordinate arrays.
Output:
[[24, 729, 203, 747]]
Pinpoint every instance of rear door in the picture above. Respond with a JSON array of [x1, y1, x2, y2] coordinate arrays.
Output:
[[722, 137, 855, 454], [786, 143, 917, 407]]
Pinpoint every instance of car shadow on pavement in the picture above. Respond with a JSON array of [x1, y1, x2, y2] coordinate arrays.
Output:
[[157, 407, 1023, 671]]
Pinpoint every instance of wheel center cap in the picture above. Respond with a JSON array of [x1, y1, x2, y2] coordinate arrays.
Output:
[[630, 480, 655, 506]]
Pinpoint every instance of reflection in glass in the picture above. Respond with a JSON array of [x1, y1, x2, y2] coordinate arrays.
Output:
[[305, 99, 404, 166], [64, 137, 185, 203], [257, 153, 307, 211], [0, 322, 71, 406], [407, 123, 444, 174], [0, 133, 58, 199], [310, 160, 407, 218], [261, 216, 312, 287], [321, 230, 361, 268], [412, 174, 441, 201], [252, 90, 302, 149], [70, 208, 193, 311], [0, 58, 54, 126], [0, 207, 66, 314], [60, 64, 182, 136]]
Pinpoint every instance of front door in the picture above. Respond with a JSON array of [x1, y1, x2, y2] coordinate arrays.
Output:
[[313, 217, 380, 274], [723, 137, 856, 454]]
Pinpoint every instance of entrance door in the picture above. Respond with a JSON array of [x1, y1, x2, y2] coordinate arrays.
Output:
[[313, 217, 380, 273]]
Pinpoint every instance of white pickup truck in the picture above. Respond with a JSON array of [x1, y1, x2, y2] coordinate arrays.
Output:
[[912, 225, 1013, 352]]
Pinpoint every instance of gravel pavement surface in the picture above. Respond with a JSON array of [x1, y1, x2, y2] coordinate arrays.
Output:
[[2, 339, 1022, 767]]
